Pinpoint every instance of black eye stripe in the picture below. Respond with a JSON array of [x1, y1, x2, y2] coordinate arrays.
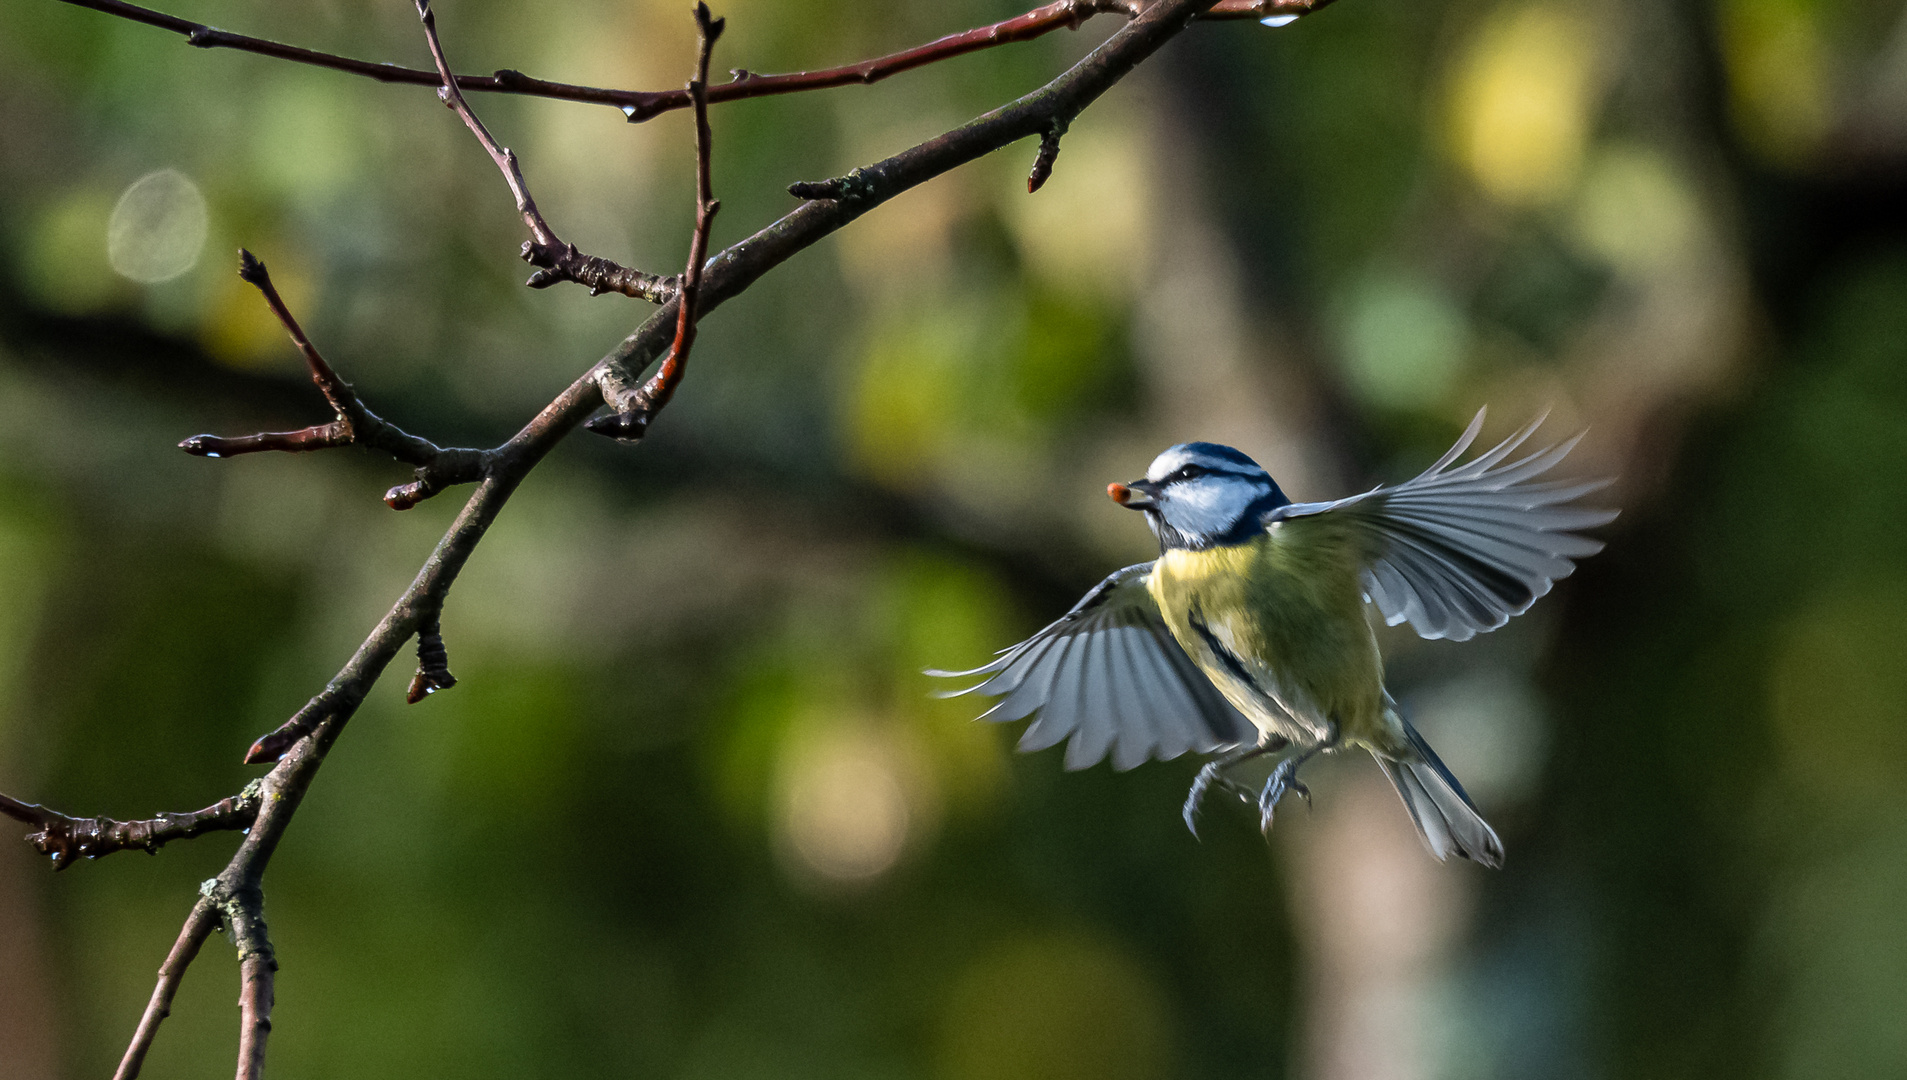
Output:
[[1164, 463, 1263, 483]]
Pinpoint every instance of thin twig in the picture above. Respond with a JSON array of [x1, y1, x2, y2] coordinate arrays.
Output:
[[238, 250, 350, 415], [412, 1, 554, 250], [0, 789, 260, 869], [112, 898, 219, 1080], [586, 5, 725, 440], [521, 252, 674, 300], [178, 251, 490, 510], [61, 0, 1333, 122], [687, 0, 1337, 119], [409, 1, 673, 300], [687, 0, 1128, 122]]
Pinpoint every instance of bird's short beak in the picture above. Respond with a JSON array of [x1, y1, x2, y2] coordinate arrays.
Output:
[[1107, 479, 1160, 510]]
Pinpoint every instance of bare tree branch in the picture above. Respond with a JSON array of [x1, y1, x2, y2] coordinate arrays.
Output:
[[241, 372, 600, 765], [681, 0, 1134, 121], [59, 0, 1334, 121], [0, 788, 260, 869], [8, 1, 1240, 1074], [64, 0, 1337, 291]]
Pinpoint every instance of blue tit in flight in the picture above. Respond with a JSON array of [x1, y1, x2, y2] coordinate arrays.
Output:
[[928, 411, 1614, 867]]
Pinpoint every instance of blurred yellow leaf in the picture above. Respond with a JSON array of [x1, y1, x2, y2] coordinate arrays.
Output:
[[201, 252, 315, 370], [1450, 4, 1603, 207]]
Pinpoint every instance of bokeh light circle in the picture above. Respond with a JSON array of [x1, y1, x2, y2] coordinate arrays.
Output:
[[107, 169, 208, 283], [780, 730, 911, 882]]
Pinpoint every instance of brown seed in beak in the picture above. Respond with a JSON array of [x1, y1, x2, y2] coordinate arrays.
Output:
[[1108, 481, 1156, 509]]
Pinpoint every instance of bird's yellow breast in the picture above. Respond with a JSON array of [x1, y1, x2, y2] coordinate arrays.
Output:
[[1149, 525, 1391, 747]]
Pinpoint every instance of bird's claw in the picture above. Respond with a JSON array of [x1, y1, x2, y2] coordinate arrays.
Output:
[[1182, 761, 1220, 838], [1256, 758, 1308, 835]]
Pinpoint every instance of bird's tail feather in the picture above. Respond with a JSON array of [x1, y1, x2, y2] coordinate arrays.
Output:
[[1373, 721, 1503, 868]]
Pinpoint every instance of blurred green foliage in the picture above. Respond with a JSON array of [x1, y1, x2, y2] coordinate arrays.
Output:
[[2, 0, 1906, 1078]]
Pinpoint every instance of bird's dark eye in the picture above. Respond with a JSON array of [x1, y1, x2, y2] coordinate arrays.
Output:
[[1171, 465, 1208, 482]]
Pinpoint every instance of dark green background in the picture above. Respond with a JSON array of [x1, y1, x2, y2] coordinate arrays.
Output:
[[2, 0, 1905, 1077]]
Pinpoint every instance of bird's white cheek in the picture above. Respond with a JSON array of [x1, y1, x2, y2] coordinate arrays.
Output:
[[1165, 483, 1252, 536]]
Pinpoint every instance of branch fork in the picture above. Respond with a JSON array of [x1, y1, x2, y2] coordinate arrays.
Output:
[[245, 688, 342, 766], [180, 250, 492, 511], [588, 3, 726, 441]]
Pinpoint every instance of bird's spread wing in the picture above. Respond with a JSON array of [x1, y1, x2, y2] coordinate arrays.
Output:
[[1268, 411, 1617, 642], [926, 563, 1256, 771]]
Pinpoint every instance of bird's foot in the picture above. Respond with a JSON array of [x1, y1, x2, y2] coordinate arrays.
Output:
[[1182, 759, 1264, 838], [1256, 758, 1311, 835], [1182, 741, 1292, 839], [1183, 761, 1224, 838]]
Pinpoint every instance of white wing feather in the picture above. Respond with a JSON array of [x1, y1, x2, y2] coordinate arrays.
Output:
[[927, 563, 1255, 770], [1270, 410, 1617, 642]]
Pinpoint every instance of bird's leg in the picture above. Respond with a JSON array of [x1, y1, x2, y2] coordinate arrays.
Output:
[[1182, 764, 1231, 837], [1257, 725, 1336, 834], [1183, 738, 1286, 838]]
